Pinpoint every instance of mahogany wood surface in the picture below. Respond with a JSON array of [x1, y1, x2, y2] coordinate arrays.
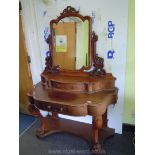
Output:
[[27, 6, 118, 155], [38, 116, 114, 154], [28, 104, 114, 155], [41, 72, 116, 93], [28, 82, 117, 116], [28, 81, 117, 154]]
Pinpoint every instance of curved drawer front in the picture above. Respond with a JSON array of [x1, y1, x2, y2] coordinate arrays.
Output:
[[34, 100, 67, 114], [92, 80, 115, 91], [85, 79, 115, 92], [50, 81, 86, 92], [49, 79, 115, 92], [41, 73, 116, 93], [34, 99, 87, 116]]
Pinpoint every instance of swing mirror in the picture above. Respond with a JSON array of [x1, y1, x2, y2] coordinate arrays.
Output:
[[50, 6, 92, 71]]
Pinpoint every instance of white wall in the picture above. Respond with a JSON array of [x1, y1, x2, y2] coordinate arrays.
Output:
[[21, 0, 128, 134]]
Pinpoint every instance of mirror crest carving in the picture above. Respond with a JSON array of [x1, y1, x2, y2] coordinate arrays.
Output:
[[60, 6, 79, 15]]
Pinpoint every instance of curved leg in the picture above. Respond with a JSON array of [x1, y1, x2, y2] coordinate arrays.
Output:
[[102, 111, 108, 128], [101, 111, 115, 141], [36, 116, 47, 137], [28, 104, 46, 137], [91, 115, 105, 155]]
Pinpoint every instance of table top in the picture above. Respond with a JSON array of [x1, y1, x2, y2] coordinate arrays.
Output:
[[31, 82, 117, 106], [28, 82, 118, 116]]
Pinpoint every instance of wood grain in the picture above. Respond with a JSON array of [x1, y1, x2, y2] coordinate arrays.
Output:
[[27, 6, 118, 155]]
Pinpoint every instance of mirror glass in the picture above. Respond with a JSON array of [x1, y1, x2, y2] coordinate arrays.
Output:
[[53, 17, 89, 70]]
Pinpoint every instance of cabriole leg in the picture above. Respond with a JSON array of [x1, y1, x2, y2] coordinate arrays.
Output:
[[91, 115, 105, 155], [28, 104, 46, 137]]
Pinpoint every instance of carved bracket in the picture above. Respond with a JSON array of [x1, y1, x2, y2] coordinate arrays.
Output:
[[44, 34, 60, 74], [45, 51, 60, 74], [89, 32, 106, 76]]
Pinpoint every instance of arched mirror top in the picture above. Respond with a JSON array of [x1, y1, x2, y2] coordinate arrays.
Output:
[[50, 6, 92, 25]]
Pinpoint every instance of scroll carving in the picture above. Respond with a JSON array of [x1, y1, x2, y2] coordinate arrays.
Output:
[[89, 32, 106, 76], [45, 51, 60, 73], [60, 6, 79, 16], [45, 35, 60, 74]]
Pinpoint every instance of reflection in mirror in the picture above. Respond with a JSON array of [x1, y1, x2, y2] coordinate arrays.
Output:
[[53, 17, 89, 70]]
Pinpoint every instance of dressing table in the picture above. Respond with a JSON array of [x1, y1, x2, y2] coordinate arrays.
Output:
[[27, 6, 118, 155]]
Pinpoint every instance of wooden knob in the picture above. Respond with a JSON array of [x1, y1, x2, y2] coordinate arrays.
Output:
[[48, 105, 51, 109], [87, 100, 92, 104]]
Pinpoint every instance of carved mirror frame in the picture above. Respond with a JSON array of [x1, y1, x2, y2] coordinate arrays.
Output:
[[44, 6, 106, 76]]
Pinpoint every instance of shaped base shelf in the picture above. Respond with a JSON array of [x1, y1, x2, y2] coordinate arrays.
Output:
[[36, 116, 115, 155]]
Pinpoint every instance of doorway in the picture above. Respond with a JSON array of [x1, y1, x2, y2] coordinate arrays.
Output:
[[19, 4, 33, 114], [54, 22, 76, 70]]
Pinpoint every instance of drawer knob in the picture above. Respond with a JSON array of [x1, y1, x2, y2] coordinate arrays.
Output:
[[48, 105, 51, 109]]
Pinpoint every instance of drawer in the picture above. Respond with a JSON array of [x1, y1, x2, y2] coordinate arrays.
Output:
[[47, 104, 67, 113], [35, 100, 67, 114]]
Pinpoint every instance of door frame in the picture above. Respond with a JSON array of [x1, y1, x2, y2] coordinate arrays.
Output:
[[20, 0, 43, 85]]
